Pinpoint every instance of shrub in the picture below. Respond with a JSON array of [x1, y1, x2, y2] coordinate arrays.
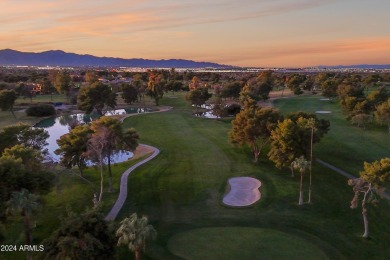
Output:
[[26, 104, 56, 117], [70, 94, 78, 105], [351, 113, 371, 129], [224, 103, 241, 116]]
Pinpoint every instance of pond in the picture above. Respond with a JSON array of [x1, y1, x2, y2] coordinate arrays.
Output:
[[193, 104, 240, 119], [35, 107, 155, 163], [193, 104, 219, 119]]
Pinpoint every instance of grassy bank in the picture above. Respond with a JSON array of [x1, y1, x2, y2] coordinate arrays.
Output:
[[15, 94, 67, 105]]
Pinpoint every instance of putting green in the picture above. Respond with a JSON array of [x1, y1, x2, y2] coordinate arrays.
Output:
[[168, 227, 329, 260]]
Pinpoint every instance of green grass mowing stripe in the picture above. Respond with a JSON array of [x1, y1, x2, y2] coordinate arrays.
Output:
[[167, 227, 329, 260]]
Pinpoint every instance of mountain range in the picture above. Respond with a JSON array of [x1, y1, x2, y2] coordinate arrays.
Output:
[[0, 49, 389, 69], [0, 49, 230, 68]]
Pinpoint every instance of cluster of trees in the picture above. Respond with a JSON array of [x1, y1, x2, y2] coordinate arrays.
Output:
[[0, 68, 185, 118], [185, 87, 212, 112], [239, 70, 275, 101], [230, 106, 329, 164], [186, 81, 244, 118], [218, 81, 242, 100], [0, 89, 18, 118], [120, 70, 185, 106], [0, 124, 54, 255], [0, 108, 146, 259], [0, 68, 50, 84], [43, 208, 156, 260], [55, 116, 139, 202], [0, 70, 120, 119], [229, 103, 282, 162], [184, 70, 329, 118], [315, 73, 390, 131], [229, 102, 330, 204], [25, 104, 56, 117]]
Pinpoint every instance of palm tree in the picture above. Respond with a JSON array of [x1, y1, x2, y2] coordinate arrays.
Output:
[[116, 213, 157, 260], [304, 118, 316, 204], [122, 128, 139, 152], [7, 189, 40, 260], [291, 156, 310, 206]]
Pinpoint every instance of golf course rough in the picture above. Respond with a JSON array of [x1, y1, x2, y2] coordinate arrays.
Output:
[[168, 227, 329, 260]]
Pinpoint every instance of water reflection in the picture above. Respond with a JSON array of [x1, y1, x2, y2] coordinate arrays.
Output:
[[35, 108, 155, 163], [194, 111, 219, 119], [192, 104, 217, 118], [192, 104, 241, 119]]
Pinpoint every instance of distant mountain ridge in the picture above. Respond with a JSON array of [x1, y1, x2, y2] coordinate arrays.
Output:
[[317, 64, 390, 69], [0, 49, 231, 68], [1, 49, 388, 69]]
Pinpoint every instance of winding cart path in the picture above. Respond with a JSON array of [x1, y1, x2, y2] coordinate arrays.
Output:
[[105, 106, 172, 221], [105, 144, 159, 221], [316, 159, 390, 201]]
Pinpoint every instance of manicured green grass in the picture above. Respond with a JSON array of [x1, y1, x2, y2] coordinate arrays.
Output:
[[117, 93, 390, 259], [0, 110, 42, 129], [15, 94, 67, 105], [168, 227, 329, 260], [1, 94, 68, 129]]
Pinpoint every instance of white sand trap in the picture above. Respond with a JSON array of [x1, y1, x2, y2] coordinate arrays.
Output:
[[320, 98, 330, 101], [223, 177, 261, 207], [316, 111, 332, 114]]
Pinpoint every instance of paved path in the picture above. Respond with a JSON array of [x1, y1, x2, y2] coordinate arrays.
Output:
[[316, 158, 390, 201], [316, 159, 356, 179], [119, 106, 172, 122], [105, 106, 171, 221], [105, 144, 160, 221]]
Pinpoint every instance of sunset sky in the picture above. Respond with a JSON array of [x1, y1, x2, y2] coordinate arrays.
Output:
[[1, 0, 389, 67]]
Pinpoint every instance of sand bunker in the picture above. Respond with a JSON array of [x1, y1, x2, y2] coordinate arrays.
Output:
[[315, 111, 332, 114], [223, 177, 261, 207]]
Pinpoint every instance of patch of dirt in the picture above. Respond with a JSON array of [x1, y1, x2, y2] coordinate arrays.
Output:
[[131, 144, 154, 160], [269, 89, 294, 99]]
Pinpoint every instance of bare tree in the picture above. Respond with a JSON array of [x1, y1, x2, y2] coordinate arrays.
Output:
[[84, 126, 112, 203], [348, 178, 373, 238], [348, 157, 390, 238]]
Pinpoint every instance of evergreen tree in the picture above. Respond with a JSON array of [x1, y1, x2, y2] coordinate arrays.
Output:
[[0, 90, 18, 118], [77, 82, 117, 116], [43, 208, 116, 259], [229, 106, 281, 162]]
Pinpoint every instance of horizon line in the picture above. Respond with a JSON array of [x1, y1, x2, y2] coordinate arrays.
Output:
[[1, 48, 390, 69]]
